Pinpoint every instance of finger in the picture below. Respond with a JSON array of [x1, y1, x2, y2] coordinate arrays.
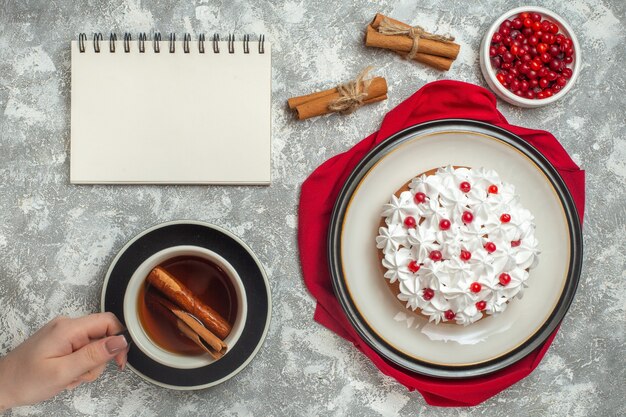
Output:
[[114, 344, 130, 370], [66, 380, 82, 390], [78, 363, 106, 383], [59, 335, 128, 380], [65, 313, 125, 340]]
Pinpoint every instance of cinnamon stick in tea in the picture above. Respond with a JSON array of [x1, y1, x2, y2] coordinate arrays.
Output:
[[365, 26, 454, 71], [289, 77, 388, 120], [146, 290, 227, 359], [366, 13, 460, 60], [147, 266, 232, 340]]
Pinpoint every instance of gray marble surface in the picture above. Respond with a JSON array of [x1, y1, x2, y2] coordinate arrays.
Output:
[[1, 0, 625, 416]]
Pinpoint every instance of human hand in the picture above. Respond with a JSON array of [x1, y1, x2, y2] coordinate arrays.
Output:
[[0, 313, 128, 411]]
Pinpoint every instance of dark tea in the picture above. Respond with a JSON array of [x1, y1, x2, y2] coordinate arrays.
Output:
[[137, 255, 238, 355]]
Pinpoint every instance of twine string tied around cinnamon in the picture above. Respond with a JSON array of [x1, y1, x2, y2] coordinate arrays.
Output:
[[377, 17, 455, 60], [327, 66, 375, 114]]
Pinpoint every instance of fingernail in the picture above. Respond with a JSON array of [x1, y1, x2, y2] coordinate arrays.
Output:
[[106, 335, 128, 354]]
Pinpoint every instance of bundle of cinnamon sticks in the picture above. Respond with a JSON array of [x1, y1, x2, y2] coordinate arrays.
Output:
[[287, 67, 388, 120], [365, 13, 460, 71], [146, 266, 231, 359]]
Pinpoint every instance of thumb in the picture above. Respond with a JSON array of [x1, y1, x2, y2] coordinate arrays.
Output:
[[63, 335, 128, 379]]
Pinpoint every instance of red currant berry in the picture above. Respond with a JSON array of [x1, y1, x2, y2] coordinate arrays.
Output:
[[511, 240, 522, 247], [564, 56, 573, 64], [537, 43, 548, 54], [470, 282, 482, 293], [531, 12, 542, 22], [499, 26, 511, 36], [562, 68, 573, 79], [522, 27, 533, 37], [556, 76, 567, 87], [460, 250, 472, 261], [491, 56, 502, 68], [499, 273, 512, 285], [408, 260, 421, 273], [488, 184, 499, 194], [541, 21, 551, 32], [459, 181, 471, 192], [439, 219, 451, 230], [528, 35, 539, 45], [423, 288, 435, 301], [525, 90, 536, 99], [444, 310, 456, 320], [502, 51, 514, 63], [549, 58, 562, 72], [414, 192, 426, 204], [545, 89, 553, 98], [489, 46, 497, 57], [549, 23, 559, 34], [530, 60, 542, 71], [404, 216, 417, 228], [549, 44, 560, 56], [510, 44, 520, 56], [500, 213, 511, 223], [522, 18, 533, 28], [476, 300, 487, 311], [462, 211, 474, 224], [484, 242, 497, 253], [537, 91, 546, 99], [512, 18, 523, 30], [520, 12, 530, 20], [540, 52, 551, 63], [547, 70, 558, 81], [532, 21, 542, 32], [520, 80, 529, 91], [429, 250, 442, 261], [492, 32, 503, 43], [539, 77, 550, 88]]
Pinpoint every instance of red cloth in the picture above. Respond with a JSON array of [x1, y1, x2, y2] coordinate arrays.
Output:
[[298, 80, 585, 407]]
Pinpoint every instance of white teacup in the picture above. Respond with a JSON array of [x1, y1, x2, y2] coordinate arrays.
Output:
[[123, 245, 248, 369]]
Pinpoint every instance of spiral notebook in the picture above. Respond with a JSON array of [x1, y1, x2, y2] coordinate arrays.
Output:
[[70, 33, 271, 184]]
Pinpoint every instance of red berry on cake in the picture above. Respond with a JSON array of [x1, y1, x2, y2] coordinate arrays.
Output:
[[404, 216, 417, 228], [462, 211, 474, 223], [429, 250, 443, 261], [511, 240, 521, 247], [460, 181, 471, 192], [422, 288, 434, 300], [408, 260, 421, 273], [439, 219, 451, 230], [444, 310, 456, 320], [470, 282, 482, 293], [500, 213, 511, 223], [484, 242, 497, 253], [488, 184, 499, 194], [499, 273, 512, 285], [414, 192, 426, 204], [476, 301, 487, 311], [460, 250, 472, 261]]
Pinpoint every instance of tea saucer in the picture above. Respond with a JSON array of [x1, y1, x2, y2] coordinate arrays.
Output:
[[100, 220, 271, 390]]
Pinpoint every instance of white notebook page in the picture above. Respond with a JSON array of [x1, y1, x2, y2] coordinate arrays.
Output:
[[70, 39, 271, 184]]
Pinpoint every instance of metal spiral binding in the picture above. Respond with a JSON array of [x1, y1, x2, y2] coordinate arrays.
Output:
[[138, 33, 146, 53], [78, 32, 266, 54], [109, 33, 117, 52], [124, 33, 131, 53], [153, 33, 161, 53], [78, 33, 86, 52], [228, 34, 235, 54], [243, 34, 250, 54], [169, 33, 175, 53], [212, 34, 220, 53], [198, 34, 205, 53], [93, 33, 103, 53], [183, 33, 191, 53]]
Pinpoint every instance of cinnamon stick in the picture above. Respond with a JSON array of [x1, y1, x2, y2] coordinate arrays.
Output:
[[146, 290, 227, 359], [147, 266, 232, 340], [365, 26, 454, 71], [368, 13, 460, 60], [291, 77, 387, 120]]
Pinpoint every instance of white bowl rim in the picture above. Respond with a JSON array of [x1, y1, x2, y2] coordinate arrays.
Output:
[[481, 6, 581, 107]]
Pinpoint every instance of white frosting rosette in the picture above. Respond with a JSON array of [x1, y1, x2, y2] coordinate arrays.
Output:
[[378, 166, 540, 325]]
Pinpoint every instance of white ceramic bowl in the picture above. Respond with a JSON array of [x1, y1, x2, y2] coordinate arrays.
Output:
[[479, 6, 581, 108], [123, 245, 248, 369]]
